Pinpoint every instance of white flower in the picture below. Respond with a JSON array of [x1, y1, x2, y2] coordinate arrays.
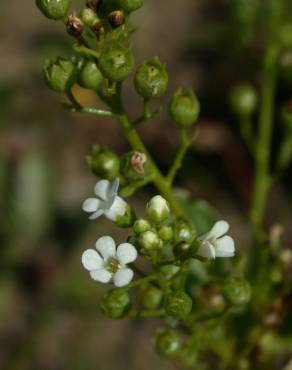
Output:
[[82, 179, 127, 221], [196, 220, 235, 259], [81, 236, 138, 287]]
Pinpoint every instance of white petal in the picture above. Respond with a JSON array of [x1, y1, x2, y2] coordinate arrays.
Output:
[[109, 178, 120, 199], [196, 241, 216, 259], [89, 209, 104, 220], [82, 198, 100, 213], [113, 268, 134, 287], [201, 220, 230, 241], [90, 268, 112, 283], [94, 180, 110, 201], [117, 243, 137, 265], [82, 249, 103, 271], [95, 236, 116, 259], [104, 196, 127, 221], [214, 236, 235, 257]]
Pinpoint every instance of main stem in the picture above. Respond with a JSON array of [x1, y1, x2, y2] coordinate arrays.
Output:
[[250, 44, 279, 239]]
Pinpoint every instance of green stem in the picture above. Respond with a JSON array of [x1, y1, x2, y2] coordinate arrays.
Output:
[[167, 129, 193, 185], [239, 115, 254, 154], [250, 43, 279, 239]]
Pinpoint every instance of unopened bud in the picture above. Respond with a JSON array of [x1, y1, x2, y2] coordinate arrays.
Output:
[[230, 83, 258, 117], [224, 277, 251, 306], [133, 218, 152, 234], [173, 242, 191, 260], [100, 289, 131, 319], [36, 0, 71, 20], [86, 0, 102, 12], [165, 291, 192, 319], [120, 151, 150, 181], [169, 88, 200, 128], [154, 330, 182, 358], [80, 8, 98, 27], [158, 225, 173, 242], [99, 43, 134, 82], [67, 11, 84, 38], [139, 284, 163, 309], [43, 57, 76, 92], [86, 145, 120, 180], [146, 195, 170, 224], [139, 230, 161, 251], [108, 10, 125, 28], [134, 57, 168, 99]]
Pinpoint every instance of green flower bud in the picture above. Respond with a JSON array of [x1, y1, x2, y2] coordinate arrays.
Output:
[[230, 83, 258, 117], [139, 230, 161, 251], [36, 0, 70, 20], [86, 145, 120, 180], [146, 195, 170, 224], [224, 278, 251, 306], [120, 151, 151, 181], [165, 292, 192, 319], [169, 88, 200, 128], [78, 60, 103, 91], [100, 289, 131, 319], [80, 8, 98, 27], [154, 330, 182, 358], [99, 43, 134, 82], [114, 0, 143, 13], [115, 204, 136, 228], [43, 57, 76, 92], [139, 284, 163, 309], [175, 220, 193, 243], [159, 265, 180, 281], [173, 242, 191, 260], [133, 218, 152, 234], [134, 57, 168, 99], [158, 225, 174, 242], [108, 10, 125, 28]]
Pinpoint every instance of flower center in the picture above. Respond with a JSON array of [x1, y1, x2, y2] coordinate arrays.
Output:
[[106, 258, 120, 273]]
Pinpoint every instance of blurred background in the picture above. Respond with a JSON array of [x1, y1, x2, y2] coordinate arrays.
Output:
[[0, 0, 292, 369]]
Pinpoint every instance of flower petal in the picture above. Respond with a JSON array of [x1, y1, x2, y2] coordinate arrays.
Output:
[[214, 236, 235, 257], [117, 243, 137, 265], [200, 220, 230, 241], [196, 241, 216, 259], [95, 236, 116, 259], [89, 209, 104, 220], [82, 198, 100, 213], [90, 268, 112, 283], [94, 180, 110, 201], [104, 196, 127, 221], [81, 249, 103, 271], [113, 268, 134, 287], [108, 178, 120, 201]]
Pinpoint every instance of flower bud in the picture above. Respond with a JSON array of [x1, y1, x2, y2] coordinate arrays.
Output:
[[169, 89, 200, 128], [165, 292, 192, 319], [66, 11, 84, 38], [173, 242, 191, 260], [120, 151, 150, 181], [86, 0, 102, 12], [86, 145, 120, 180], [134, 57, 168, 99], [114, 0, 143, 13], [115, 204, 136, 228], [154, 330, 182, 358], [158, 225, 174, 242], [139, 284, 163, 309], [80, 8, 98, 27], [175, 220, 193, 243], [78, 60, 103, 91], [99, 43, 134, 82], [43, 57, 76, 92], [146, 195, 170, 224], [230, 83, 258, 117], [159, 265, 180, 281], [36, 0, 70, 20], [133, 218, 152, 234], [108, 10, 125, 28], [100, 289, 131, 319], [139, 230, 161, 251], [224, 277, 251, 306]]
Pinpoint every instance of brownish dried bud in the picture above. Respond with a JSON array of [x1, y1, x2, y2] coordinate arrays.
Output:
[[131, 152, 147, 174], [86, 0, 102, 12], [108, 10, 125, 28], [91, 20, 104, 38], [67, 11, 84, 38]]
